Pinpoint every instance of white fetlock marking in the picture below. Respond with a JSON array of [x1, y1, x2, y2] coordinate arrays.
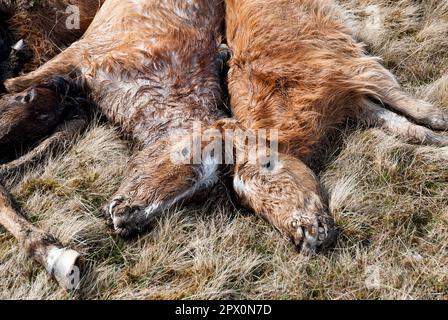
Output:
[[46, 247, 65, 274]]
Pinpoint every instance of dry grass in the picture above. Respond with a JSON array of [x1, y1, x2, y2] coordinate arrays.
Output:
[[1, 0, 448, 299]]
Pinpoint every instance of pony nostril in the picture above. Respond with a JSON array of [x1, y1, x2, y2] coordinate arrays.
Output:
[[113, 218, 131, 238], [113, 214, 141, 239], [309, 224, 318, 236], [114, 195, 126, 202], [318, 227, 326, 241], [22, 89, 35, 104], [112, 196, 126, 206], [113, 217, 126, 229]]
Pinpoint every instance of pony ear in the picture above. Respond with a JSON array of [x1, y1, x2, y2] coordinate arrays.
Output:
[[0, 75, 90, 162], [36, 74, 86, 97]]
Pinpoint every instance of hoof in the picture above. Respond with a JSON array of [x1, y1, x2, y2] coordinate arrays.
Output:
[[46, 247, 81, 290]]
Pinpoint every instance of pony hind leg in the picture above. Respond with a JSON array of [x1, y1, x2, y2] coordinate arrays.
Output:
[[4, 45, 85, 93], [0, 77, 90, 289]]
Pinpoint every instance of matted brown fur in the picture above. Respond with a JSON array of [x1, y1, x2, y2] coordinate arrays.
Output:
[[226, 0, 447, 159]]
